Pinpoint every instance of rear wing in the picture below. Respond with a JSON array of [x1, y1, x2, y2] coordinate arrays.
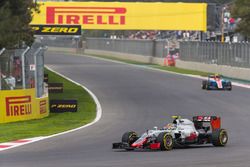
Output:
[[193, 116, 221, 131]]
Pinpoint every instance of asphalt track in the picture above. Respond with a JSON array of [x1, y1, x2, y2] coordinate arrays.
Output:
[[1, 51, 250, 167]]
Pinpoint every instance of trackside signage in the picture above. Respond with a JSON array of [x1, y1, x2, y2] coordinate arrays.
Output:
[[48, 83, 63, 93], [50, 100, 77, 113], [0, 89, 49, 123], [6, 96, 32, 117], [46, 7, 126, 26], [31, 24, 81, 35], [31, 2, 207, 31]]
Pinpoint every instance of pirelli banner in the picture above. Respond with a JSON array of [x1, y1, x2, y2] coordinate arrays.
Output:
[[0, 89, 49, 123], [31, 2, 207, 31]]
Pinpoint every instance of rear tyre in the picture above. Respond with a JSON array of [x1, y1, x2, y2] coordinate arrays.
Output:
[[157, 132, 174, 151], [227, 82, 232, 91], [212, 129, 228, 146], [122, 131, 138, 150], [206, 83, 211, 90]]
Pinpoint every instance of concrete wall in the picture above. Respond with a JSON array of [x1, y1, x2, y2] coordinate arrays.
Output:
[[84, 49, 166, 66], [176, 59, 250, 81]]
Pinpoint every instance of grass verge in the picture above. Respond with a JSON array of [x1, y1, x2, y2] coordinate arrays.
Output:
[[0, 68, 96, 143]]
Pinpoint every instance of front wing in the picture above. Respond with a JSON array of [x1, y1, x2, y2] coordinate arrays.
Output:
[[112, 142, 161, 150], [112, 142, 132, 149], [208, 81, 231, 90]]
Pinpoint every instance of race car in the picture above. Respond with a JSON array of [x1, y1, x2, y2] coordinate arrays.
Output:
[[112, 116, 228, 151], [202, 74, 232, 90]]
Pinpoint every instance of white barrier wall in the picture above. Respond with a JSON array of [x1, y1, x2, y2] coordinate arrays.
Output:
[[175, 60, 250, 81]]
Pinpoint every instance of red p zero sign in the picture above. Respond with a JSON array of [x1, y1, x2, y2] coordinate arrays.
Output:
[[46, 7, 127, 25]]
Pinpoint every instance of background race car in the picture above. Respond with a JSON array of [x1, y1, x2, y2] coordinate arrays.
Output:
[[112, 116, 228, 151], [202, 75, 232, 90]]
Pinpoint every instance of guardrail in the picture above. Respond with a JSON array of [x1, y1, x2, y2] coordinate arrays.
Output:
[[84, 38, 250, 81], [85, 38, 250, 69], [180, 41, 250, 68]]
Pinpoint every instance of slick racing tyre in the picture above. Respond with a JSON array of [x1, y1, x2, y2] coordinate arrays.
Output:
[[157, 132, 173, 151], [212, 129, 228, 146], [202, 81, 207, 89], [227, 82, 232, 91], [122, 131, 138, 150]]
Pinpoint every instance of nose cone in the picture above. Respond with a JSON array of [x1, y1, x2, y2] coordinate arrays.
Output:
[[131, 143, 138, 147]]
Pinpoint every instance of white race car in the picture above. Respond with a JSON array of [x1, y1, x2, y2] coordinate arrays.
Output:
[[112, 116, 228, 151]]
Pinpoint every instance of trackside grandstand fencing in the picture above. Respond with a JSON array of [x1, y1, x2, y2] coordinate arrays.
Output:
[[85, 38, 250, 69], [180, 41, 250, 68], [0, 43, 46, 97]]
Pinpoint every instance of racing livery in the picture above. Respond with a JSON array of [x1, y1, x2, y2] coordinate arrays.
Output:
[[202, 74, 232, 90], [112, 116, 228, 151]]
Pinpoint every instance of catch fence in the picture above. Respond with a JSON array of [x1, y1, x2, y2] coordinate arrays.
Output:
[[180, 41, 250, 68], [0, 43, 46, 97], [86, 38, 250, 68]]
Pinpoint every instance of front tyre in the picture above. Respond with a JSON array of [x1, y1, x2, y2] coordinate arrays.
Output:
[[227, 82, 232, 91], [122, 131, 138, 150], [157, 132, 174, 151], [212, 129, 228, 146], [202, 80, 207, 89]]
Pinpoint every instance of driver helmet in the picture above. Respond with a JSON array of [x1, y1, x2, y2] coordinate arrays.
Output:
[[164, 123, 175, 129], [214, 74, 220, 79]]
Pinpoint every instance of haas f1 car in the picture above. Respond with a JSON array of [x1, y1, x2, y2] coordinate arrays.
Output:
[[112, 116, 228, 151], [202, 74, 232, 90]]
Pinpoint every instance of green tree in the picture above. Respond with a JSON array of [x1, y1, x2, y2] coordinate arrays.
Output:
[[232, 0, 250, 37], [0, 0, 38, 49]]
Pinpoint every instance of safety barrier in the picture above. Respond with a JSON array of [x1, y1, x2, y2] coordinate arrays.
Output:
[[0, 88, 49, 123], [180, 41, 250, 68], [0, 43, 46, 98], [0, 43, 49, 124]]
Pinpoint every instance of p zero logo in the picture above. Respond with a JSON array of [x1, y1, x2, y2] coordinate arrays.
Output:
[[31, 25, 81, 35], [46, 7, 126, 25], [50, 100, 77, 113], [6, 96, 32, 117]]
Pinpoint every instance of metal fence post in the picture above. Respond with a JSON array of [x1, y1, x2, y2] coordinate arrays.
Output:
[[0, 48, 5, 55], [0, 48, 6, 90], [34, 47, 42, 97], [21, 47, 30, 89]]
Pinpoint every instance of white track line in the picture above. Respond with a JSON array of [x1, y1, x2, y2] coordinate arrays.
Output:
[[2, 53, 248, 151], [81, 54, 250, 89], [47, 51, 250, 89], [0, 137, 47, 152], [43, 66, 102, 138], [0, 66, 102, 152]]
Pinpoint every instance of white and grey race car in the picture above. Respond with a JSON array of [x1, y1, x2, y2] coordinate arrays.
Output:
[[112, 116, 228, 151]]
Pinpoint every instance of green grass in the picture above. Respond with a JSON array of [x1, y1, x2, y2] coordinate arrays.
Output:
[[149, 65, 213, 77], [0, 68, 96, 143], [87, 53, 152, 65]]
